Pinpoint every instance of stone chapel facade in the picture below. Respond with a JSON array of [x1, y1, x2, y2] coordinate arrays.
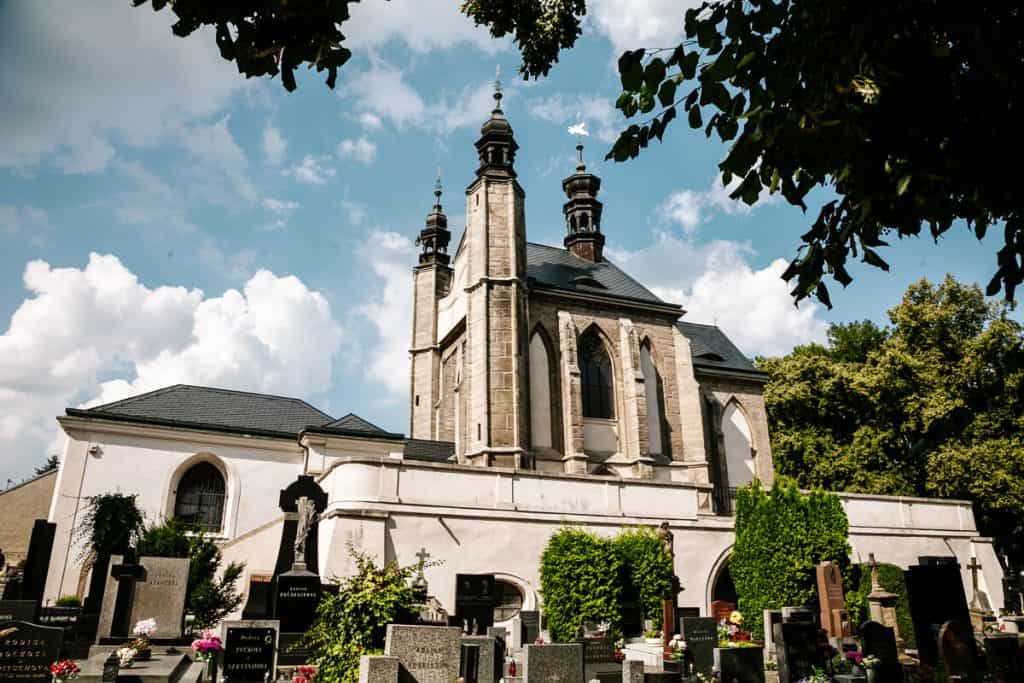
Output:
[[40, 82, 1004, 630], [408, 85, 773, 510]]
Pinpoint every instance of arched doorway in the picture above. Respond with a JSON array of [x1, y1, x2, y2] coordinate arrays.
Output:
[[709, 553, 738, 622]]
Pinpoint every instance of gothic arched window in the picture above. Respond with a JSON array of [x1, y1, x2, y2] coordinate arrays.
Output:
[[173, 462, 226, 533], [579, 329, 615, 419]]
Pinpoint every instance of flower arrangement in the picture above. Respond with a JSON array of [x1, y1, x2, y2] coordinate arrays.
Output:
[[716, 611, 758, 648], [534, 637, 545, 645], [190, 630, 223, 661], [695, 667, 720, 682], [669, 634, 687, 661], [49, 659, 80, 682], [796, 668, 831, 683], [984, 621, 1007, 634], [115, 646, 137, 668], [133, 618, 157, 639], [126, 618, 157, 660], [293, 665, 317, 683]]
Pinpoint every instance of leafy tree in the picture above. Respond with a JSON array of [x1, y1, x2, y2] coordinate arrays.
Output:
[[136, 517, 245, 631], [303, 544, 421, 683], [540, 527, 623, 642], [76, 493, 145, 557], [731, 479, 850, 638], [760, 275, 1024, 565], [844, 563, 915, 648], [613, 527, 675, 631], [34, 455, 59, 476]]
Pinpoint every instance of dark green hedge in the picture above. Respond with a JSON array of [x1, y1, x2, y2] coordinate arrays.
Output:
[[540, 526, 676, 642], [846, 562, 916, 648], [731, 478, 851, 638]]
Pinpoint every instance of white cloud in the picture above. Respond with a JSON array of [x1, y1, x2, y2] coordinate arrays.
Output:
[[0, 205, 49, 237], [262, 124, 288, 166], [660, 176, 778, 233], [588, 0, 695, 57], [284, 155, 337, 186], [359, 112, 384, 130], [180, 116, 256, 204], [661, 190, 704, 232], [607, 233, 828, 357], [346, 61, 505, 134], [527, 93, 622, 143], [355, 231, 417, 398], [0, 253, 346, 478], [340, 199, 369, 226], [263, 198, 300, 213], [0, 0, 245, 174], [338, 137, 378, 164], [345, 0, 505, 55]]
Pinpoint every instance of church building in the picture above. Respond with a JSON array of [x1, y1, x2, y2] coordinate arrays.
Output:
[[42, 81, 1005, 635]]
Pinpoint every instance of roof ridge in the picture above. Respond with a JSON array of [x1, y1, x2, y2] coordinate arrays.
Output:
[[328, 412, 387, 432]]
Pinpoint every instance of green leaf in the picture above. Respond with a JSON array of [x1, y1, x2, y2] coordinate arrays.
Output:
[[689, 105, 703, 129], [897, 176, 912, 196], [644, 58, 667, 92], [681, 51, 700, 79], [658, 79, 678, 107], [862, 247, 890, 271]]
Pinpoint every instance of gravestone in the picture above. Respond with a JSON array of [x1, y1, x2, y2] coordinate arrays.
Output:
[[462, 643, 481, 683], [96, 554, 189, 640], [859, 621, 900, 682], [455, 574, 497, 634], [522, 642, 583, 683], [0, 600, 38, 622], [984, 634, 1023, 682], [520, 610, 540, 645], [815, 561, 851, 638], [463, 635, 499, 683], [0, 620, 64, 682], [905, 562, 971, 668], [241, 574, 274, 620], [773, 622, 818, 683], [781, 606, 815, 626], [19, 521, 56, 605], [714, 647, 765, 683], [762, 610, 782, 660], [222, 619, 279, 682], [580, 636, 619, 683], [359, 655, 400, 683], [680, 616, 716, 678], [386, 624, 463, 683], [710, 600, 735, 624], [624, 660, 643, 683], [938, 620, 978, 682]]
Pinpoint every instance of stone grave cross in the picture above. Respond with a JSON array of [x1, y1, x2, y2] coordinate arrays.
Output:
[[867, 553, 882, 591], [967, 557, 989, 612], [109, 551, 146, 638]]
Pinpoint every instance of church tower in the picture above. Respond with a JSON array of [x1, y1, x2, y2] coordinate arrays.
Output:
[[562, 140, 605, 262], [461, 71, 530, 467], [409, 174, 452, 438]]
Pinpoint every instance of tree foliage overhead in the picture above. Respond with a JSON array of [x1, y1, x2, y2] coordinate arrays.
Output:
[[76, 493, 145, 557], [758, 275, 1024, 565]]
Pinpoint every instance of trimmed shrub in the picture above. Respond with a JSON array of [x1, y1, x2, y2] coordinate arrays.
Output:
[[613, 527, 675, 629], [846, 563, 916, 648], [731, 478, 851, 637], [55, 595, 81, 607], [540, 527, 623, 642]]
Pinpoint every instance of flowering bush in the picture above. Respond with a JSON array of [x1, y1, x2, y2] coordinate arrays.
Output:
[[49, 659, 80, 681], [293, 665, 317, 683], [716, 611, 758, 648], [190, 631, 223, 661]]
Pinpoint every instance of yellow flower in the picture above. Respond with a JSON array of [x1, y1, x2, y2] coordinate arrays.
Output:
[[730, 611, 744, 625]]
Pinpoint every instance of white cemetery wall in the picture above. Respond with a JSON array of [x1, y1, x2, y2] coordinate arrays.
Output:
[[44, 417, 305, 603]]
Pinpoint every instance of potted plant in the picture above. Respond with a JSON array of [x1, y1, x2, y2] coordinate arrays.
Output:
[[643, 628, 662, 645], [129, 618, 157, 660], [49, 659, 80, 683], [712, 611, 763, 681]]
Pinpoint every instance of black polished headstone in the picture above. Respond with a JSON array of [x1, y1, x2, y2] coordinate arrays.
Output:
[[0, 600, 38, 622], [984, 635, 1024, 682], [461, 643, 481, 683], [0, 620, 63, 683], [860, 621, 900, 682], [19, 521, 56, 604], [773, 622, 818, 683], [456, 574, 497, 632], [680, 616, 716, 678], [223, 624, 278, 681], [905, 563, 971, 669], [108, 550, 146, 638], [274, 571, 321, 633], [520, 610, 540, 645], [714, 646, 765, 683]]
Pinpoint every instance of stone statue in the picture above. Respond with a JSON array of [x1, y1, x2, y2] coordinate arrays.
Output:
[[293, 496, 318, 566], [657, 521, 674, 560]]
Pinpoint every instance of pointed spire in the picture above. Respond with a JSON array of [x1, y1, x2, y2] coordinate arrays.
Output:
[[475, 65, 518, 178], [416, 170, 451, 266], [562, 118, 604, 262], [432, 166, 443, 212], [493, 65, 503, 111]]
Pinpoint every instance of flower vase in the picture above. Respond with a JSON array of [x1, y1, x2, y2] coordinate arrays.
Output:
[[205, 656, 218, 683]]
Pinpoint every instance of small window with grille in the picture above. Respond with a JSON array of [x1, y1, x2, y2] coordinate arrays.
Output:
[[173, 462, 226, 533]]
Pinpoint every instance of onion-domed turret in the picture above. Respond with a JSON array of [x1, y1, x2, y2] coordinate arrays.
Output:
[[563, 141, 605, 262], [475, 67, 518, 178]]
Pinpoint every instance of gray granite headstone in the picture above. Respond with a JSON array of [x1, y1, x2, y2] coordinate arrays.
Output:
[[386, 624, 463, 683], [523, 642, 583, 683], [762, 610, 782, 657], [623, 660, 643, 683], [360, 655, 401, 683], [221, 619, 280, 681], [463, 635, 498, 683], [97, 555, 189, 639]]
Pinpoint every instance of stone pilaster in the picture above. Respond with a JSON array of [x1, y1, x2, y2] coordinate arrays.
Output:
[[670, 325, 710, 484], [558, 311, 587, 474], [618, 318, 653, 479]]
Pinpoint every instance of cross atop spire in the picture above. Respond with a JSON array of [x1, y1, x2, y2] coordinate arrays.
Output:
[[493, 65, 503, 110], [433, 166, 443, 211]]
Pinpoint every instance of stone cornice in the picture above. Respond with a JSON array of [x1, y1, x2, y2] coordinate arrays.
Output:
[[528, 284, 684, 318], [57, 414, 303, 453]]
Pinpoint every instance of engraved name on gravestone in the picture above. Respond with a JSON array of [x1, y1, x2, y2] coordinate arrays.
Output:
[[522, 643, 583, 683], [386, 624, 462, 683], [0, 620, 63, 683], [222, 619, 279, 682], [681, 616, 717, 678], [0, 601, 37, 622], [97, 555, 189, 639]]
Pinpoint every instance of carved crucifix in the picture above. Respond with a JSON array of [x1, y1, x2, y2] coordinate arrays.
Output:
[[293, 496, 319, 568]]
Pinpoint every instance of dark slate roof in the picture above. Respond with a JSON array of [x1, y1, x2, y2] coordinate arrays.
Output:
[[67, 384, 335, 438], [323, 413, 389, 434], [403, 439, 456, 462], [526, 242, 667, 305], [676, 322, 766, 378]]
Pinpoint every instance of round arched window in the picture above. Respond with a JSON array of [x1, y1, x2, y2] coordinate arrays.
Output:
[[173, 462, 226, 533], [493, 580, 525, 622]]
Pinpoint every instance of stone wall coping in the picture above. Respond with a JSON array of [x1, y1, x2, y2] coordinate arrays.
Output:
[[831, 489, 973, 506]]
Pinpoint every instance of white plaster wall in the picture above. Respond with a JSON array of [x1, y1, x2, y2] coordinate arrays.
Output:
[[44, 419, 304, 603], [529, 334, 553, 449], [722, 403, 755, 487]]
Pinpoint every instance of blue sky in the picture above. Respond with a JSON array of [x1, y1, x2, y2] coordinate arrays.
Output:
[[0, 0, 1003, 481]]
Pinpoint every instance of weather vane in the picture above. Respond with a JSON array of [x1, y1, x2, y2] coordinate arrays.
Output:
[[493, 65, 503, 108], [567, 112, 590, 171]]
